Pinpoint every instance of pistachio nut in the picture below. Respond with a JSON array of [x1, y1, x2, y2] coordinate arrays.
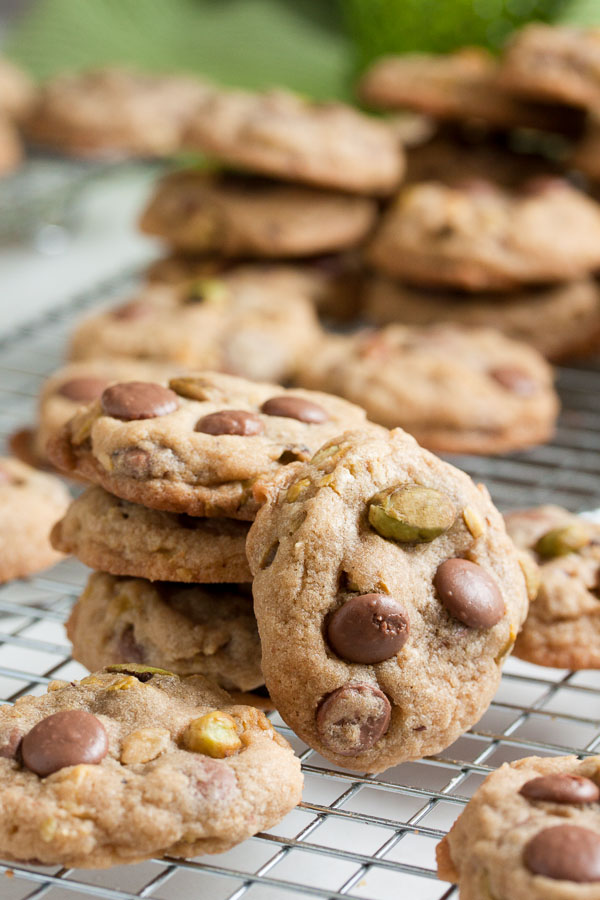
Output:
[[368, 484, 456, 543], [534, 523, 590, 558], [183, 711, 242, 758]]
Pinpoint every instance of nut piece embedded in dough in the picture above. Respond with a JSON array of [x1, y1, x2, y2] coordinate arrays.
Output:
[[534, 523, 590, 558], [368, 484, 456, 543], [120, 727, 171, 765], [183, 711, 243, 758]]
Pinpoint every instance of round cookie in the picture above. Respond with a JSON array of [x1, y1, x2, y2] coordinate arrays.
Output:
[[505, 505, 600, 669], [296, 324, 558, 455], [67, 573, 261, 692], [358, 48, 583, 134], [47, 371, 375, 520], [363, 275, 600, 363], [68, 268, 321, 384], [183, 87, 403, 196], [139, 170, 378, 257], [24, 67, 211, 158], [437, 754, 600, 897], [367, 178, 600, 291], [51, 486, 251, 583], [499, 24, 600, 111], [0, 668, 301, 866], [0, 457, 70, 583], [247, 428, 529, 773], [27, 359, 183, 469]]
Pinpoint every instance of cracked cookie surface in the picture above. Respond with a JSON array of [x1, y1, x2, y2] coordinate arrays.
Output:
[[0, 669, 301, 867], [247, 428, 528, 773]]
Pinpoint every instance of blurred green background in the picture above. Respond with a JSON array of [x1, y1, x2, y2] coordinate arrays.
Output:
[[5, 0, 600, 99]]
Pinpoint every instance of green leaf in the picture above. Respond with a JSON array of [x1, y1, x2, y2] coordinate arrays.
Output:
[[341, 0, 572, 66], [6, 0, 353, 99]]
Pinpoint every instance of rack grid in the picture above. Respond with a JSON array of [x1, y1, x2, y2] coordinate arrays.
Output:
[[0, 271, 599, 900]]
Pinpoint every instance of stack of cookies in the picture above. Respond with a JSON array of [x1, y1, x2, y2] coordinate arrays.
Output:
[[48, 370, 372, 701]]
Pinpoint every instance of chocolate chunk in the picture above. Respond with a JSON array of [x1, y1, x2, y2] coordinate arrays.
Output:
[[101, 382, 179, 421], [195, 410, 264, 436], [327, 594, 409, 664], [21, 710, 108, 777], [490, 367, 537, 396], [316, 683, 391, 756], [112, 300, 154, 320], [117, 625, 145, 664], [524, 825, 600, 882], [0, 728, 21, 759], [261, 396, 329, 424], [520, 773, 600, 805], [434, 558, 504, 628], [58, 377, 110, 402]]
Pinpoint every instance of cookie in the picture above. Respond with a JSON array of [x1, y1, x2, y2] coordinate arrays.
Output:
[[500, 24, 600, 111], [359, 48, 583, 134], [24, 67, 210, 158], [69, 268, 321, 384], [145, 254, 365, 323], [184, 88, 403, 196], [367, 177, 600, 291], [296, 324, 558, 455], [28, 359, 183, 469], [0, 668, 301, 866], [504, 505, 600, 669], [139, 170, 378, 257], [67, 573, 261, 692], [363, 275, 600, 363], [51, 485, 251, 583], [0, 457, 70, 583], [47, 371, 373, 520], [437, 754, 600, 897], [0, 58, 36, 122], [247, 428, 529, 773]]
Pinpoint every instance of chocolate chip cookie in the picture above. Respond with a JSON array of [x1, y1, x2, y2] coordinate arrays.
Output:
[[24, 67, 210, 158], [296, 324, 558, 455], [51, 485, 251, 583], [67, 573, 261, 692], [247, 428, 528, 773], [500, 24, 600, 111], [47, 371, 373, 519], [438, 754, 600, 897], [367, 178, 600, 290], [140, 170, 378, 257], [184, 88, 403, 195], [69, 268, 321, 384], [359, 48, 582, 134], [0, 668, 301, 866], [363, 275, 600, 362], [505, 506, 600, 669], [23, 359, 182, 470], [0, 457, 70, 583]]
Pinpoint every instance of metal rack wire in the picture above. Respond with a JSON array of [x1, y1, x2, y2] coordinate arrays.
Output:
[[0, 272, 600, 900]]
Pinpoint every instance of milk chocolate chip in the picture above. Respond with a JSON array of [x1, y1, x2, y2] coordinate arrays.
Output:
[[316, 683, 391, 756], [101, 382, 178, 420], [327, 594, 409, 664], [195, 410, 264, 436], [524, 825, 600, 882], [434, 558, 504, 628], [490, 367, 537, 396], [520, 773, 600, 805], [261, 396, 329, 424], [58, 377, 110, 402], [21, 710, 108, 777]]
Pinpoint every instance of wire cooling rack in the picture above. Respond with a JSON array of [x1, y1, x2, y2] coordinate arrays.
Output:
[[1, 273, 600, 900]]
